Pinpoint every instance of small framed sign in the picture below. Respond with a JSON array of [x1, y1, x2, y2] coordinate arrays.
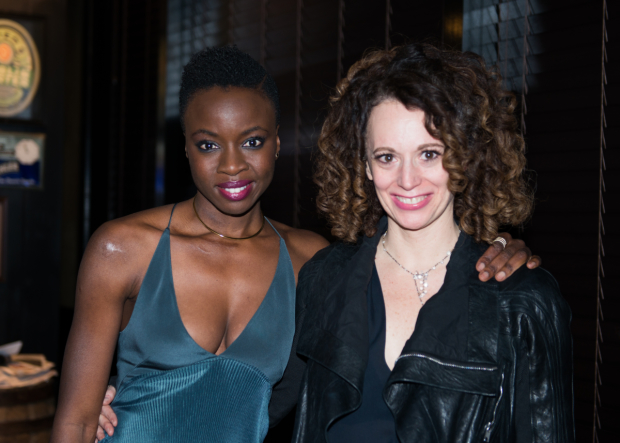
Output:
[[0, 131, 44, 188]]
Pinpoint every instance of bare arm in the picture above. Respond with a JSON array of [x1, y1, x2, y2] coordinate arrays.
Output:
[[51, 223, 140, 443]]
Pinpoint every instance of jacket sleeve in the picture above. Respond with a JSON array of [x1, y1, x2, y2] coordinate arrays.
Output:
[[510, 269, 575, 442], [268, 253, 324, 427]]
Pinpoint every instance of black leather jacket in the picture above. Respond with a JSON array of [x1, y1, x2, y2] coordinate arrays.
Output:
[[270, 218, 574, 442]]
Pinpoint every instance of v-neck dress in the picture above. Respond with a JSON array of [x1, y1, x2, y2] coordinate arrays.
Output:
[[100, 205, 296, 443]]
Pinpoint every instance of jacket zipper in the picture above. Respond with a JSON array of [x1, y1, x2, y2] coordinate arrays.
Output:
[[397, 352, 498, 371], [482, 372, 504, 442], [396, 352, 503, 442]]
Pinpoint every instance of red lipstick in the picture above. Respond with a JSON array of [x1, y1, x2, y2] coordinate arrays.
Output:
[[217, 180, 253, 201]]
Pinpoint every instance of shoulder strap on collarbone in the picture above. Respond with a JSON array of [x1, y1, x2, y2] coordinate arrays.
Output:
[[264, 217, 282, 240], [167, 203, 178, 229]]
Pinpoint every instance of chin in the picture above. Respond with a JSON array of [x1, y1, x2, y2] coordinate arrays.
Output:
[[202, 193, 259, 217], [388, 207, 440, 231]]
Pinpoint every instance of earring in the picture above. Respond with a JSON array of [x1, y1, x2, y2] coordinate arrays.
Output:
[[275, 152, 280, 159]]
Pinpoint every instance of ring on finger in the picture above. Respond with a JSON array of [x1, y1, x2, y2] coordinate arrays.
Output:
[[493, 237, 507, 250]]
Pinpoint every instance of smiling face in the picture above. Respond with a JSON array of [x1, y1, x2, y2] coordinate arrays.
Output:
[[365, 100, 454, 232], [184, 86, 280, 216]]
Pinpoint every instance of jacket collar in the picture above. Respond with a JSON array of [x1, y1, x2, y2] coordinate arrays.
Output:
[[297, 217, 387, 390], [299, 218, 499, 390]]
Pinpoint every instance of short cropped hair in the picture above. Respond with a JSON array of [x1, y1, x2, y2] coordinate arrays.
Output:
[[179, 45, 280, 131], [315, 43, 533, 244]]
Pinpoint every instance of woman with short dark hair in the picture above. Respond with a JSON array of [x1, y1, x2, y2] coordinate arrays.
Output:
[[51, 46, 330, 443], [286, 43, 574, 442]]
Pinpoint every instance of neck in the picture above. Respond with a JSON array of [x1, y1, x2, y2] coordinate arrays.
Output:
[[193, 193, 264, 238], [382, 211, 460, 272]]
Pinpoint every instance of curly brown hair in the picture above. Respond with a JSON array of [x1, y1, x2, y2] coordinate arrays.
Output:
[[315, 43, 533, 243]]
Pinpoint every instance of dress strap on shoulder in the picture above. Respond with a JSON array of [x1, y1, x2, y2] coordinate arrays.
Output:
[[264, 217, 282, 240], [167, 204, 178, 229]]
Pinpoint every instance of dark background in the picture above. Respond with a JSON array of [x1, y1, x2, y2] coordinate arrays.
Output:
[[0, 0, 616, 441]]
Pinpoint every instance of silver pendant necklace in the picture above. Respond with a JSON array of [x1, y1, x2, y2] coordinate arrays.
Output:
[[381, 230, 455, 306]]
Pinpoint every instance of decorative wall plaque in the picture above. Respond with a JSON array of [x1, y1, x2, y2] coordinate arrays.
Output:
[[0, 131, 44, 188], [0, 19, 41, 117]]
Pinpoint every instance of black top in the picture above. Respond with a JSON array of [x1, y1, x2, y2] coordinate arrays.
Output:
[[327, 265, 398, 443], [269, 214, 572, 441], [326, 231, 532, 442]]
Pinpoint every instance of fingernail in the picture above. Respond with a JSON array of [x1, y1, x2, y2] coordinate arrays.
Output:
[[481, 271, 489, 280], [497, 271, 506, 280], [476, 263, 485, 271]]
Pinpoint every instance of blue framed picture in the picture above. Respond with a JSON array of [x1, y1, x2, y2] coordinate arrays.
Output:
[[0, 131, 44, 188]]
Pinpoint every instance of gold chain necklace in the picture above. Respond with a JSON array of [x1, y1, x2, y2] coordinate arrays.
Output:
[[193, 197, 265, 240]]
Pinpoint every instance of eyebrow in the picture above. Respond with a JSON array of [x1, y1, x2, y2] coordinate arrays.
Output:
[[417, 142, 445, 150], [191, 126, 269, 138], [240, 125, 268, 136], [191, 129, 218, 137], [372, 142, 445, 153]]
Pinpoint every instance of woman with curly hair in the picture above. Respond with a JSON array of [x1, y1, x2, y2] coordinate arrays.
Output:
[[281, 43, 574, 442]]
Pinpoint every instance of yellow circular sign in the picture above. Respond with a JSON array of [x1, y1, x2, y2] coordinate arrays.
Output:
[[0, 20, 40, 117]]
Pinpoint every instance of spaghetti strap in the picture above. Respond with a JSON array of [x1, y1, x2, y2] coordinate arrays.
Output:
[[264, 217, 282, 240], [167, 204, 178, 229]]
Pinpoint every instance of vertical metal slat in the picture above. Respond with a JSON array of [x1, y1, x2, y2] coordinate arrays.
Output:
[[260, 0, 267, 66], [155, 0, 167, 206], [385, 0, 391, 50], [592, 1, 608, 441], [520, 0, 530, 136], [336, 0, 344, 82], [116, 0, 128, 217], [228, 0, 235, 44]]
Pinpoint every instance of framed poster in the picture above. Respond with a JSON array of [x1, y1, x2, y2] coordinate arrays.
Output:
[[0, 131, 44, 188]]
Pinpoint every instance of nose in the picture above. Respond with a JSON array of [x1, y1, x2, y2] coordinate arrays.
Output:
[[217, 145, 249, 177], [398, 160, 423, 190]]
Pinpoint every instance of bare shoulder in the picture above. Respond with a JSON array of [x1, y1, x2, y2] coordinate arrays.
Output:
[[80, 205, 177, 289], [87, 205, 173, 256], [267, 219, 330, 266]]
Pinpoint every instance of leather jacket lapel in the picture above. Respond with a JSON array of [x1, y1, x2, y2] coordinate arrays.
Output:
[[297, 218, 388, 393], [386, 235, 501, 403]]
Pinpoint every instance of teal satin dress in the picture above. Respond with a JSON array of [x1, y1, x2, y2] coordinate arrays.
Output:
[[100, 205, 296, 442]]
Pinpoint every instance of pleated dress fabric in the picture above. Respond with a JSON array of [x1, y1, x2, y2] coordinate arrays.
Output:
[[100, 205, 296, 443]]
